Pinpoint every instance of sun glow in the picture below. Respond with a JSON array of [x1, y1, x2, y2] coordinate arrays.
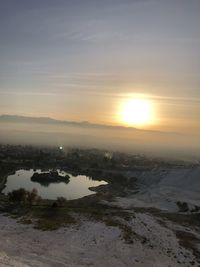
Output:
[[119, 98, 154, 127]]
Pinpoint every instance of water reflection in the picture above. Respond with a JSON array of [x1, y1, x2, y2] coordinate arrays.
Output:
[[3, 169, 107, 200]]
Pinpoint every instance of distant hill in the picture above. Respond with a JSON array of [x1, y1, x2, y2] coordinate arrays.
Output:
[[0, 114, 175, 135], [0, 114, 118, 128]]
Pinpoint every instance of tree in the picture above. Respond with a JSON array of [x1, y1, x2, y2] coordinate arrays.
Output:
[[26, 188, 38, 206]]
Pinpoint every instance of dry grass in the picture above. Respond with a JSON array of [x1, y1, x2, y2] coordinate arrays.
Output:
[[176, 230, 200, 262]]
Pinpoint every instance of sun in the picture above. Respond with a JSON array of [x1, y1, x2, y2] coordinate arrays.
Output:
[[119, 98, 153, 127]]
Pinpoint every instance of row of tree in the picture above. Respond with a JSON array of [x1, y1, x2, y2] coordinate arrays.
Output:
[[8, 188, 67, 207], [8, 188, 40, 206]]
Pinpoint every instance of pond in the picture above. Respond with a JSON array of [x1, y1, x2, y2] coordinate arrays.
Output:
[[2, 169, 107, 200]]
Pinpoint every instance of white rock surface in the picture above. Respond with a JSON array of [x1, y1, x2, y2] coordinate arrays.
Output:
[[0, 213, 198, 267], [123, 166, 200, 211]]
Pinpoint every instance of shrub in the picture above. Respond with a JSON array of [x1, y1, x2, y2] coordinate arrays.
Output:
[[26, 188, 38, 206], [8, 188, 39, 206], [176, 201, 189, 212], [8, 188, 27, 204], [52, 202, 58, 208], [57, 197, 67, 207]]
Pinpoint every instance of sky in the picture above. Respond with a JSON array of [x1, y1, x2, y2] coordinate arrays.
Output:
[[0, 0, 200, 134]]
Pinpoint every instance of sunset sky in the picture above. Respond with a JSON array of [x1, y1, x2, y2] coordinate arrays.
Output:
[[0, 0, 200, 134]]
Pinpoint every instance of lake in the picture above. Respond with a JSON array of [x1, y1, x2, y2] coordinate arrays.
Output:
[[2, 169, 107, 200]]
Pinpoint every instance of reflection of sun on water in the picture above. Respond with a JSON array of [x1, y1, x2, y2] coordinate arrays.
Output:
[[119, 98, 154, 127]]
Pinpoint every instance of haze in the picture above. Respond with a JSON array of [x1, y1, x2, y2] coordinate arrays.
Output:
[[0, 1, 200, 159]]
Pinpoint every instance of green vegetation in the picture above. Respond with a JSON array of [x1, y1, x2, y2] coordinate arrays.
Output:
[[1, 190, 140, 243], [30, 206, 76, 231]]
